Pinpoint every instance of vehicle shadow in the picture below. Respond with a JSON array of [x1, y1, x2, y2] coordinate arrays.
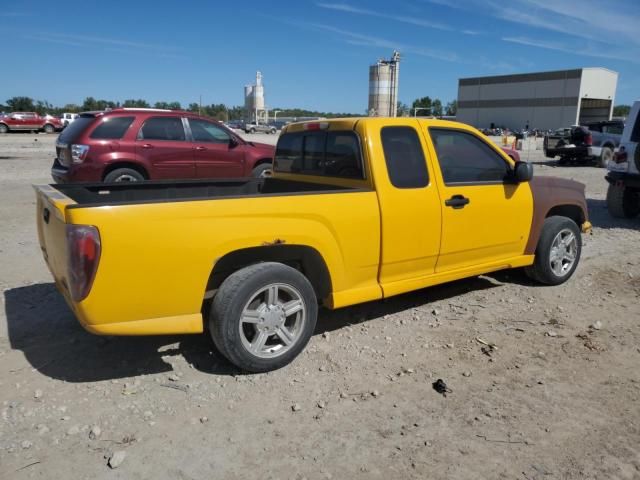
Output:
[[5, 277, 502, 382], [587, 198, 640, 230]]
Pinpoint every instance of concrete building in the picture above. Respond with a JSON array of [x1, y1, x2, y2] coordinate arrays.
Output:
[[368, 51, 400, 117], [244, 71, 268, 124], [456, 68, 618, 130]]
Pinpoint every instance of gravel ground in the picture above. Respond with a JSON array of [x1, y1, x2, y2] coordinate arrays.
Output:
[[1, 132, 639, 479]]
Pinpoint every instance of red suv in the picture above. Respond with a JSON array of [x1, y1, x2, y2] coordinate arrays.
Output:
[[51, 109, 275, 183]]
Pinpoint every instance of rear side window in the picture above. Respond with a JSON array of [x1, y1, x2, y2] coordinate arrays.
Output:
[[274, 131, 364, 179], [138, 116, 186, 141], [380, 126, 429, 188], [89, 116, 134, 140], [429, 128, 510, 184], [58, 116, 95, 143], [631, 114, 640, 143]]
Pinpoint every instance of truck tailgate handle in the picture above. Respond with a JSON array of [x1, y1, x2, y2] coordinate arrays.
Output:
[[445, 195, 470, 209], [43, 207, 50, 224]]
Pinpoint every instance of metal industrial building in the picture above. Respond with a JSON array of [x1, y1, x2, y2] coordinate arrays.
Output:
[[368, 51, 400, 117], [456, 68, 618, 130]]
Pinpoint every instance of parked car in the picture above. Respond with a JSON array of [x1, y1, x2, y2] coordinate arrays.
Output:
[[543, 120, 624, 167], [36, 117, 590, 372], [606, 101, 640, 218], [245, 123, 277, 134], [51, 108, 275, 183], [0, 112, 64, 134], [61, 112, 79, 127], [225, 120, 245, 130]]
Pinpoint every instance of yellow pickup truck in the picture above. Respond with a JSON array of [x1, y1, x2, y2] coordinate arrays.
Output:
[[36, 118, 591, 372]]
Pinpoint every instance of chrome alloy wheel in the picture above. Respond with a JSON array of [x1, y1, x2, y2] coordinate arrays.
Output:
[[549, 228, 578, 277], [114, 174, 139, 182], [239, 283, 306, 358]]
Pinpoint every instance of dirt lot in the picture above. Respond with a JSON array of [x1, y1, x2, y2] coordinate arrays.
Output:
[[1, 132, 639, 480]]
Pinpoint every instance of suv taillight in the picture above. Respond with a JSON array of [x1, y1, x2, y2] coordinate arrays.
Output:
[[71, 144, 90, 164], [66, 225, 101, 301], [614, 146, 628, 163], [584, 134, 593, 146]]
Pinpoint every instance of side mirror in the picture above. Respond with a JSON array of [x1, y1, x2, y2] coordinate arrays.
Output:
[[229, 136, 239, 147], [513, 161, 534, 182]]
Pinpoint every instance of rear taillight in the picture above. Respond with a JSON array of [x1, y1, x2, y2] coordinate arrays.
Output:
[[584, 134, 593, 146], [71, 144, 90, 164], [66, 225, 101, 301], [614, 146, 628, 163]]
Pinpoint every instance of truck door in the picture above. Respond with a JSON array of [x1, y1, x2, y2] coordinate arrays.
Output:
[[187, 118, 245, 178], [135, 116, 195, 179], [372, 120, 443, 297], [426, 127, 533, 272]]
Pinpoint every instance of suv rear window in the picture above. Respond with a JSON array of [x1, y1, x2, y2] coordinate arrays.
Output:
[[274, 131, 364, 179], [90, 116, 135, 139], [58, 116, 95, 143]]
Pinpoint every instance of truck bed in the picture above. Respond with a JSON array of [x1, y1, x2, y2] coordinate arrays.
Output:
[[54, 177, 362, 207]]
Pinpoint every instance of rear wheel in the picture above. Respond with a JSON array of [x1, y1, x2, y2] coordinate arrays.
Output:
[[598, 147, 613, 168], [103, 168, 145, 183], [209, 262, 317, 372], [270, 128, 277, 134], [0, 124, 8, 134], [525, 216, 581, 285], [43, 124, 55, 134], [606, 184, 640, 218], [250, 127, 256, 134]]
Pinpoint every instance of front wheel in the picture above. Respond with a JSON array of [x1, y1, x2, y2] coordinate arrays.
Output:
[[251, 163, 272, 178], [209, 262, 318, 372], [250, 128, 256, 134], [43, 124, 55, 134], [525, 216, 581, 285], [598, 147, 613, 168]]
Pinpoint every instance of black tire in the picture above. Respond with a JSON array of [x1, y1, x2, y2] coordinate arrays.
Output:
[[251, 163, 272, 178], [209, 262, 318, 373], [250, 127, 256, 134], [606, 184, 640, 218], [557, 157, 568, 165], [598, 147, 613, 168], [0, 124, 8, 134], [43, 124, 55, 134], [103, 168, 145, 183], [270, 128, 276, 134], [525, 216, 581, 286]]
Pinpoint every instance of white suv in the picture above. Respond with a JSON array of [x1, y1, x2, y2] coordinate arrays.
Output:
[[606, 101, 640, 218], [61, 112, 79, 127]]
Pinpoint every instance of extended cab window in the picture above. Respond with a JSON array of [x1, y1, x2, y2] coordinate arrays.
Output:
[[138, 117, 186, 141], [430, 128, 510, 184], [90, 116, 134, 139], [380, 126, 429, 188], [189, 118, 230, 143], [274, 131, 364, 179]]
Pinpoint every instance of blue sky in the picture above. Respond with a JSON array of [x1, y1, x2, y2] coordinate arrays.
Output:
[[1, 0, 638, 112]]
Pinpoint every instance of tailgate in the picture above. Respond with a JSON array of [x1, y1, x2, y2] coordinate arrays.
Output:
[[34, 184, 77, 296]]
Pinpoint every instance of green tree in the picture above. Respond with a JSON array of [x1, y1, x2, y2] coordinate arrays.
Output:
[[82, 97, 117, 111], [411, 96, 432, 116], [613, 104, 631, 117], [396, 101, 410, 117], [122, 99, 150, 108], [6, 96, 36, 112], [445, 100, 458, 116], [431, 99, 443, 117]]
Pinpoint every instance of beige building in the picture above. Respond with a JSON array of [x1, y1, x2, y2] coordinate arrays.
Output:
[[456, 68, 618, 130]]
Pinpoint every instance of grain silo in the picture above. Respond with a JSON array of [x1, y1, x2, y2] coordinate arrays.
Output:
[[244, 71, 267, 123], [368, 51, 400, 117]]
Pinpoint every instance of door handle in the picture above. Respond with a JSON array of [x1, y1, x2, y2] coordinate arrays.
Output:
[[141, 144, 154, 149], [445, 195, 470, 209], [195, 146, 207, 151]]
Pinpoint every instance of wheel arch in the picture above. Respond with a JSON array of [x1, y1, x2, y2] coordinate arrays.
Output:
[[202, 245, 332, 315], [545, 204, 585, 227]]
